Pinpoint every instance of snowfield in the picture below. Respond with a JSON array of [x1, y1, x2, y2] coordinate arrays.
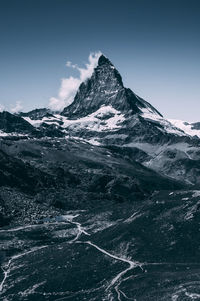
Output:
[[169, 119, 200, 138]]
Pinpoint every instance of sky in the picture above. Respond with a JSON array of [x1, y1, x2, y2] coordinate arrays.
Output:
[[0, 0, 199, 121]]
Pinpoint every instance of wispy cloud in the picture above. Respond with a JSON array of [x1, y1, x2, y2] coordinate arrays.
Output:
[[10, 101, 23, 113], [49, 51, 102, 111], [0, 104, 5, 112]]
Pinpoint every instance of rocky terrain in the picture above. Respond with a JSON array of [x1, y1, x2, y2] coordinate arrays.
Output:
[[0, 55, 200, 300]]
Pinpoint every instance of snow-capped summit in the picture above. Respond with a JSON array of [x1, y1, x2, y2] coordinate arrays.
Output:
[[1, 54, 199, 146], [62, 54, 162, 119], [1, 54, 199, 147], [1, 55, 200, 186]]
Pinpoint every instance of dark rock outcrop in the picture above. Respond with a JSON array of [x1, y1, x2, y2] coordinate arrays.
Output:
[[62, 55, 162, 119], [19, 108, 53, 120], [0, 111, 35, 134]]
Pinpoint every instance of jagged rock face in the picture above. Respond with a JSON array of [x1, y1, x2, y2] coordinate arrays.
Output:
[[1, 55, 200, 185], [19, 108, 53, 120], [59, 55, 177, 150], [0, 149, 57, 194], [1, 56, 200, 300], [0, 110, 63, 138], [0, 138, 184, 227], [192, 122, 200, 130], [62, 55, 161, 118], [0, 111, 35, 134]]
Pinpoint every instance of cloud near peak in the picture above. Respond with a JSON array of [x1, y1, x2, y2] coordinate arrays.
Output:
[[49, 51, 102, 112], [0, 104, 5, 112], [0, 101, 23, 114], [10, 101, 23, 113]]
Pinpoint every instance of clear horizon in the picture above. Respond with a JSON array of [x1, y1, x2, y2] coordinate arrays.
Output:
[[0, 0, 200, 122]]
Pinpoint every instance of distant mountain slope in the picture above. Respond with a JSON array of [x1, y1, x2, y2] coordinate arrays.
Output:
[[0, 111, 35, 135], [1, 54, 200, 187], [19, 108, 53, 120], [169, 119, 200, 138], [0, 138, 185, 226], [0, 149, 56, 193], [1, 55, 200, 300]]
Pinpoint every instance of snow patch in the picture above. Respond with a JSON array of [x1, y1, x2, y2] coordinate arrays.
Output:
[[24, 105, 125, 134], [141, 108, 186, 136], [61, 105, 125, 132], [88, 138, 101, 146], [169, 119, 200, 138], [192, 191, 200, 198], [0, 130, 9, 137], [0, 131, 28, 137]]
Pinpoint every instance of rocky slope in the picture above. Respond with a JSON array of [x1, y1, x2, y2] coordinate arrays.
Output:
[[0, 54, 200, 300], [62, 55, 162, 118], [1, 55, 199, 185], [0, 137, 184, 227], [0, 111, 36, 136]]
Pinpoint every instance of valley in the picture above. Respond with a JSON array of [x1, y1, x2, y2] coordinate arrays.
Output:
[[0, 55, 200, 300]]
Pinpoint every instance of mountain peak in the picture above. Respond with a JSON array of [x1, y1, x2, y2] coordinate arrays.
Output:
[[98, 55, 113, 67], [61, 55, 162, 119]]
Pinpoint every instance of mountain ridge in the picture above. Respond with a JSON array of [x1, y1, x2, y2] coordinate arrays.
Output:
[[62, 54, 162, 119], [1, 55, 200, 300], [1, 55, 200, 187]]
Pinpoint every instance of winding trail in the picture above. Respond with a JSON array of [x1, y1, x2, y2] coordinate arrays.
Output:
[[0, 213, 142, 300], [0, 214, 82, 295], [67, 214, 143, 300], [0, 246, 47, 293], [78, 240, 143, 300], [0, 224, 40, 233], [85, 241, 142, 287], [63, 214, 143, 300], [69, 219, 90, 242]]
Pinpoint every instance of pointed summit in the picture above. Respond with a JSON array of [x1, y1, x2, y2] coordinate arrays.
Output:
[[62, 55, 126, 118], [62, 55, 161, 119], [98, 54, 114, 67]]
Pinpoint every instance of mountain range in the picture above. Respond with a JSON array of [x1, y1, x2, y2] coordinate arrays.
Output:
[[0, 55, 200, 301]]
